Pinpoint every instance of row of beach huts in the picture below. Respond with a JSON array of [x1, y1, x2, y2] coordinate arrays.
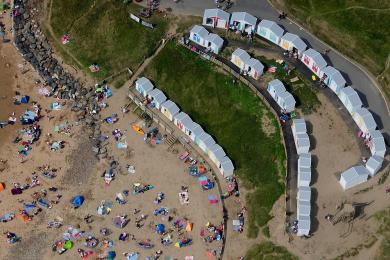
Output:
[[134, 77, 235, 178], [194, 8, 386, 189]]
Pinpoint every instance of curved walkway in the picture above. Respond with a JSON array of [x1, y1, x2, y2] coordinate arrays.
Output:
[[157, 0, 390, 143]]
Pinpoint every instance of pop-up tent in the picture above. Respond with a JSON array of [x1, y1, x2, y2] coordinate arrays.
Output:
[[71, 195, 84, 208], [156, 224, 165, 234]]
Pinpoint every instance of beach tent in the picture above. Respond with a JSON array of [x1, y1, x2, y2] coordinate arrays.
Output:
[[267, 79, 286, 100], [203, 9, 231, 29], [292, 118, 307, 137], [190, 25, 209, 46], [0, 182, 5, 192], [297, 186, 311, 202], [231, 48, 251, 70], [352, 108, 377, 133], [297, 200, 311, 216], [156, 224, 165, 234], [338, 86, 362, 115], [298, 153, 311, 169], [219, 156, 234, 177], [208, 143, 226, 167], [197, 132, 215, 154], [295, 133, 310, 154], [187, 122, 204, 143], [368, 130, 386, 157], [147, 88, 167, 109], [160, 100, 180, 121], [205, 33, 224, 54], [174, 112, 193, 135], [257, 19, 284, 45], [301, 48, 327, 77], [339, 166, 369, 190], [320, 66, 346, 94], [71, 195, 84, 208], [297, 215, 311, 236], [298, 166, 311, 187], [277, 91, 296, 113], [365, 155, 384, 176], [245, 58, 264, 80], [279, 33, 307, 57], [230, 12, 257, 33], [135, 77, 154, 97]]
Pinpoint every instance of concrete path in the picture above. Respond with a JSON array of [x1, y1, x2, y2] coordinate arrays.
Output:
[[159, 0, 390, 143]]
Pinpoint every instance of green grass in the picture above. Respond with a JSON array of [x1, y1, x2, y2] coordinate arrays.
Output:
[[144, 41, 286, 237], [271, 0, 390, 102], [245, 241, 298, 260], [262, 225, 271, 238], [50, 0, 169, 79], [374, 208, 390, 259], [377, 169, 390, 185], [255, 55, 320, 114]]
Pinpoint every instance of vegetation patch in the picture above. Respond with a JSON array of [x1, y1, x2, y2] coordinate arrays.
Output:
[[245, 241, 298, 260], [375, 208, 390, 259], [50, 0, 169, 79], [144, 41, 286, 237]]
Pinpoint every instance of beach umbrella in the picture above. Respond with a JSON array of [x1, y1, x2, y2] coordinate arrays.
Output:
[[63, 240, 73, 250]]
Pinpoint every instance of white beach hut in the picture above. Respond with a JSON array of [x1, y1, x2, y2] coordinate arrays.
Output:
[[189, 25, 209, 46], [187, 122, 204, 143], [147, 88, 167, 109], [297, 215, 311, 236], [208, 143, 226, 167], [230, 12, 257, 33], [368, 130, 386, 158], [245, 58, 264, 80], [205, 33, 224, 54], [219, 156, 234, 177], [267, 79, 286, 100], [298, 166, 311, 187], [320, 66, 346, 94], [277, 91, 296, 113], [295, 133, 310, 155], [298, 153, 311, 169], [352, 108, 377, 133], [301, 48, 327, 77], [231, 48, 251, 70], [257, 19, 284, 45], [135, 77, 154, 97], [297, 186, 311, 202], [292, 118, 307, 137], [173, 112, 193, 135], [340, 166, 369, 190], [203, 9, 231, 29], [279, 33, 307, 57], [365, 155, 384, 176], [160, 100, 180, 121], [197, 132, 215, 154], [297, 200, 311, 217], [338, 86, 362, 114]]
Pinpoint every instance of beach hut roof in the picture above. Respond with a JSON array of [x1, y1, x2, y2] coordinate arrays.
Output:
[[198, 132, 215, 146], [174, 112, 192, 125], [281, 33, 307, 52], [297, 215, 310, 235], [258, 19, 284, 38], [303, 48, 327, 69], [161, 100, 180, 115], [220, 156, 234, 173], [148, 88, 167, 103], [298, 153, 311, 168], [297, 200, 311, 216], [341, 165, 369, 182], [296, 133, 310, 147], [206, 33, 224, 48], [203, 8, 231, 21], [136, 77, 154, 92], [371, 132, 386, 156], [231, 12, 257, 25], [188, 122, 204, 136], [190, 25, 209, 38], [279, 91, 296, 105], [209, 143, 226, 160], [247, 58, 264, 72], [322, 66, 346, 86], [268, 79, 286, 93], [293, 118, 307, 134], [298, 166, 311, 185], [341, 86, 362, 107], [297, 186, 311, 202], [232, 48, 251, 62], [369, 129, 383, 140], [355, 108, 377, 130], [366, 155, 384, 172]]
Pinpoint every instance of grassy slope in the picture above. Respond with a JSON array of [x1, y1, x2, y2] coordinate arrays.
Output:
[[375, 208, 390, 259], [272, 0, 390, 100], [144, 41, 286, 237], [50, 0, 169, 79], [245, 241, 298, 260]]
